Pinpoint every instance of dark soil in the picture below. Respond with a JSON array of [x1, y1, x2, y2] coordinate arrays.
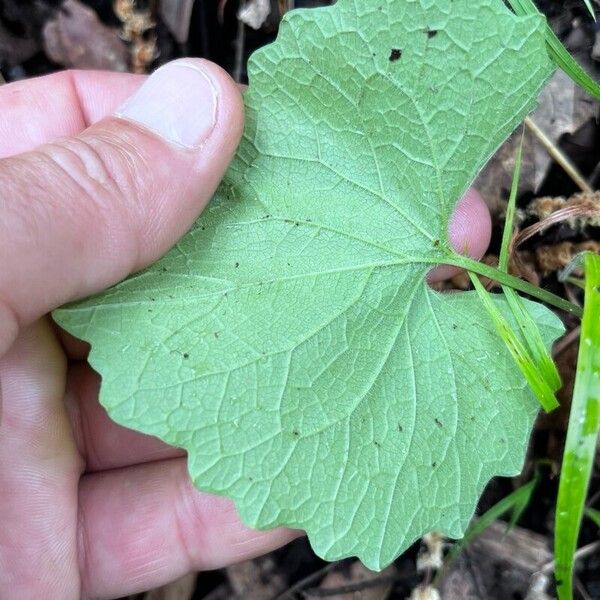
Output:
[[1, 1, 598, 599]]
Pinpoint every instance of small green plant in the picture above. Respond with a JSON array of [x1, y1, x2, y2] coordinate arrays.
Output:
[[53, 0, 598, 586], [554, 252, 600, 600]]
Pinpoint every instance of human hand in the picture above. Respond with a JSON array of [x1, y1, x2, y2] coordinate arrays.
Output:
[[0, 58, 490, 598]]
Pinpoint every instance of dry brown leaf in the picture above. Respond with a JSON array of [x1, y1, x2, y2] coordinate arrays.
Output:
[[439, 521, 551, 600], [158, 0, 196, 44], [530, 70, 598, 190], [475, 133, 536, 220], [535, 240, 600, 276], [42, 0, 128, 71], [527, 191, 600, 230], [317, 560, 396, 600], [226, 555, 286, 599]]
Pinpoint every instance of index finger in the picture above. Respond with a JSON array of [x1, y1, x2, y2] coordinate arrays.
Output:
[[0, 70, 145, 158]]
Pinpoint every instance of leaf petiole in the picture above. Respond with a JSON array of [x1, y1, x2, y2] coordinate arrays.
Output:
[[445, 254, 583, 318]]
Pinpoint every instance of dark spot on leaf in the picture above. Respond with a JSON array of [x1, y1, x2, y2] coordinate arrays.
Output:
[[201, 225, 206, 230], [432, 461, 437, 467], [183, 353, 189, 359], [425, 28, 438, 38], [433, 239, 440, 247], [452, 323, 458, 330], [292, 430, 300, 437], [398, 424, 403, 432], [235, 262, 239, 268], [214, 331, 220, 338], [470, 416, 475, 422], [161, 267, 168, 272], [435, 418, 443, 428], [150, 297, 155, 302], [389, 48, 402, 62], [374, 441, 381, 448], [249, 476, 254, 481]]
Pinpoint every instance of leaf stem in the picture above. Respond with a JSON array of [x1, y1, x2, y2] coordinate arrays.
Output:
[[446, 255, 583, 318]]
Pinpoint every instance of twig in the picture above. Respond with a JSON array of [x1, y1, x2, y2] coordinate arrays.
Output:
[[233, 18, 246, 83], [553, 325, 581, 357], [524, 116, 593, 193], [303, 574, 399, 597], [273, 562, 341, 600], [539, 540, 600, 574]]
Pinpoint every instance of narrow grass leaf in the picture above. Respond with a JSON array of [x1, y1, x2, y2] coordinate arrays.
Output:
[[582, 0, 597, 21], [470, 274, 560, 412], [496, 133, 561, 393], [555, 252, 600, 600], [585, 508, 600, 528], [499, 133, 524, 272], [506, 0, 600, 99], [502, 286, 562, 391]]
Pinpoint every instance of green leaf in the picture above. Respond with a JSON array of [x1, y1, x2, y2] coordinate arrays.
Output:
[[555, 252, 600, 600], [582, 0, 597, 21], [54, 0, 564, 569], [506, 0, 600, 99], [586, 507, 600, 529]]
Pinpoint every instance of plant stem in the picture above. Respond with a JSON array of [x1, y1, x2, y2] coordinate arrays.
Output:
[[446, 255, 583, 318], [524, 117, 592, 193]]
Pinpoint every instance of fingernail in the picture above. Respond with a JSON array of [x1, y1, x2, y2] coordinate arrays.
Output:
[[115, 60, 218, 149]]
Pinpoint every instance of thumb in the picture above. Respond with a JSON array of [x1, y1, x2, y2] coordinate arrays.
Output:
[[0, 59, 244, 354]]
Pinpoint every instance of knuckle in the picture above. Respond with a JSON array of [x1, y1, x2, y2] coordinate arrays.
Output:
[[35, 134, 145, 265]]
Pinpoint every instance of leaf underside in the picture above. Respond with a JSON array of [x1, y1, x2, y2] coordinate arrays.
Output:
[[54, 0, 564, 569]]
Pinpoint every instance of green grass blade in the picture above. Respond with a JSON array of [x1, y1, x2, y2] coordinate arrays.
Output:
[[452, 255, 582, 317], [506, 0, 600, 99], [499, 133, 524, 272], [585, 507, 600, 528], [582, 0, 597, 21], [503, 286, 562, 391], [554, 252, 600, 600], [469, 273, 560, 412], [495, 134, 561, 393]]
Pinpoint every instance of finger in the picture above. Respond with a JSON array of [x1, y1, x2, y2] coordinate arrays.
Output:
[[66, 364, 184, 472], [78, 458, 301, 598], [428, 188, 491, 283], [0, 70, 247, 159], [0, 58, 244, 356], [0, 320, 82, 598], [0, 70, 145, 158]]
